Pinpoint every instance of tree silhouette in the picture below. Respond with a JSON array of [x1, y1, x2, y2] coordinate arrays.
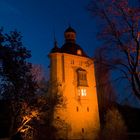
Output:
[[0, 29, 38, 138], [0, 29, 69, 140], [101, 108, 128, 140]]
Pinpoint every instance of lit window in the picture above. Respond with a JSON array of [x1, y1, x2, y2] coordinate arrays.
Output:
[[78, 88, 86, 97], [78, 89, 81, 96], [81, 89, 86, 96]]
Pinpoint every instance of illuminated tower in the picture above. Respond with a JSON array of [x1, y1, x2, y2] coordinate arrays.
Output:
[[49, 26, 100, 139]]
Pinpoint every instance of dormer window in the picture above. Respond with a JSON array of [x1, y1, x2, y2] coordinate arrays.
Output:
[[77, 49, 82, 55], [77, 68, 88, 87]]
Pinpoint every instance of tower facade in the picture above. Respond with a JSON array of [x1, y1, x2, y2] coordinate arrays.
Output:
[[49, 26, 100, 139]]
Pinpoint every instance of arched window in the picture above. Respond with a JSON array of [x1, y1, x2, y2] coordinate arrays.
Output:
[[77, 68, 88, 87]]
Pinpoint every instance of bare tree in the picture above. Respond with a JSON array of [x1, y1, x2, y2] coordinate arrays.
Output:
[[88, 0, 140, 100]]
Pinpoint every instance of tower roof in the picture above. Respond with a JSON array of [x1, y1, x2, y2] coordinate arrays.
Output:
[[64, 26, 76, 33], [50, 26, 88, 57], [61, 42, 87, 57]]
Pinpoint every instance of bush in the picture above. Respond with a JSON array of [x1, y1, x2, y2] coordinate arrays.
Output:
[[97, 108, 128, 140]]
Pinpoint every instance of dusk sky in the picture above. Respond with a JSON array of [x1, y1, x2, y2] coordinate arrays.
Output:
[[1, 0, 140, 106], [0, 0, 99, 70]]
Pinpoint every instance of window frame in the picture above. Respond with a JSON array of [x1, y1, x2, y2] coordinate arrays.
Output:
[[77, 68, 88, 87]]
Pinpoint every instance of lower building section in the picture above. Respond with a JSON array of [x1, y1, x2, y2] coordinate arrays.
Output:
[[53, 99, 100, 140]]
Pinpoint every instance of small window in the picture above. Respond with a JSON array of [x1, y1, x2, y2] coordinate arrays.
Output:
[[76, 106, 79, 112], [87, 107, 89, 112], [82, 128, 84, 133], [77, 49, 82, 55]]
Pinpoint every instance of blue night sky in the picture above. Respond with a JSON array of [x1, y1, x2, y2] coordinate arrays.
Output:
[[1, 0, 140, 106], [0, 0, 99, 70]]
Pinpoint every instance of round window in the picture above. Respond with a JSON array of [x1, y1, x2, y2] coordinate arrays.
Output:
[[77, 49, 82, 55]]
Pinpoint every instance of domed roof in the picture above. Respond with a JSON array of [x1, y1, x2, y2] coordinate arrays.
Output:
[[64, 26, 76, 33], [61, 42, 87, 57], [50, 26, 88, 57]]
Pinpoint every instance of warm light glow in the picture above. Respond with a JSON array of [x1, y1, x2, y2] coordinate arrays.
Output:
[[81, 89, 86, 96], [78, 88, 86, 96], [77, 49, 82, 55], [17, 109, 39, 134], [49, 37, 100, 139], [78, 89, 81, 96]]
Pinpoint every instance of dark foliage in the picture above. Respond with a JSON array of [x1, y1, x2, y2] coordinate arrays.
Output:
[[118, 104, 140, 140], [118, 104, 140, 133], [0, 100, 11, 138], [0, 28, 37, 138]]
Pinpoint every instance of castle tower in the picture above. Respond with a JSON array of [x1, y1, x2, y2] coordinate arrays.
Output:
[[49, 26, 100, 139]]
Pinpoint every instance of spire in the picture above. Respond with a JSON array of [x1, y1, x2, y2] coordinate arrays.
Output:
[[54, 38, 59, 49], [50, 35, 60, 53], [53, 31, 59, 48]]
